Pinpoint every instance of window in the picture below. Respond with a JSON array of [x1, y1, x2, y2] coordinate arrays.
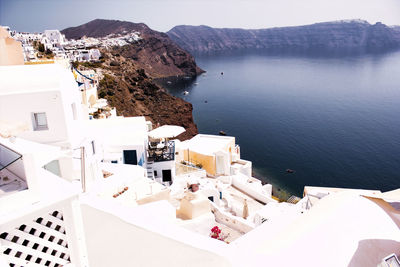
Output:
[[32, 112, 48, 131], [153, 170, 158, 177], [43, 160, 61, 177], [91, 141, 96, 155], [383, 254, 400, 267], [123, 150, 137, 165]]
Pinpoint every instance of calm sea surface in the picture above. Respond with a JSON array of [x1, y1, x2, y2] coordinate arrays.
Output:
[[162, 51, 400, 197]]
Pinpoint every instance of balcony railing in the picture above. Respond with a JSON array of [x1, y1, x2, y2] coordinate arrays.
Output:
[[175, 162, 203, 176], [147, 140, 175, 162], [235, 144, 240, 155]]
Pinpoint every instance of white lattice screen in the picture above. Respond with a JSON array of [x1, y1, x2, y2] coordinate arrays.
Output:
[[1, 210, 71, 267]]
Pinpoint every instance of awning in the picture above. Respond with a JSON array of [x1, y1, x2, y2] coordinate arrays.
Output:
[[0, 136, 62, 168], [0, 143, 22, 171], [148, 125, 185, 139]]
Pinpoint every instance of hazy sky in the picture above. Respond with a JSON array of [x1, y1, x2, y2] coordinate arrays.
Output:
[[1, 0, 400, 32]]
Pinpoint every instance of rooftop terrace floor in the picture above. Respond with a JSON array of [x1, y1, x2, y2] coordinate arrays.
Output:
[[0, 169, 27, 197], [177, 212, 243, 243]]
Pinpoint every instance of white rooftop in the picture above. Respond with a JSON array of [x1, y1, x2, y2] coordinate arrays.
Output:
[[92, 163, 168, 209], [148, 125, 185, 139], [86, 117, 148, 146], [182, 134, 234, 156], [232, 191, 400, 267], [0, 64, 75, 95]]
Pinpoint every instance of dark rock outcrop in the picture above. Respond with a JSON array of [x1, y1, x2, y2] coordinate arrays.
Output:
[[167, 20, 400, 54]]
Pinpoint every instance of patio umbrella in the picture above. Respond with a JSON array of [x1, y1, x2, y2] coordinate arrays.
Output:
[[148, 125, 185, 139]]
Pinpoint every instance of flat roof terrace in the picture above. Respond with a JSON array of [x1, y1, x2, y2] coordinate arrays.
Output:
[[182, 134, 235, 156], [0, 168, 27, 197], [0, 64, 74, 95]]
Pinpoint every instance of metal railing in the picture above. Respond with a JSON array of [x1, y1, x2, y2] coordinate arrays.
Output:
[[175, 162, 202, 176], [147, 140, 175, 162]]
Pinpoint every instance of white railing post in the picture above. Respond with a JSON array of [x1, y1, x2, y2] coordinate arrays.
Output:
[[81, 146, 86, 193], [62, 197, 89, 267]]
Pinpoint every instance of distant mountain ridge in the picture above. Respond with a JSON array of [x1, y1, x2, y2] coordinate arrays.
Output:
[[167, 20, 400, 54], [62, 19, 152, 39]]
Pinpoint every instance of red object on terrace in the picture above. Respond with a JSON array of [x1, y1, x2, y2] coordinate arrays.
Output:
[[210, 226, 222, 239]]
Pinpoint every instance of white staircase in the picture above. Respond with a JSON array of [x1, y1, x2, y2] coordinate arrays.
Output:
[[146, 161, 154, 180]]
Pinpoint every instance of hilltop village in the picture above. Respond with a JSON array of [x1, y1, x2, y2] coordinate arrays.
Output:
[[1, 24, 400, 267], [6, 26, 139, 62]]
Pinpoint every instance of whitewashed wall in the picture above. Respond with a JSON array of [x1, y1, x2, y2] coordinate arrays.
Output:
[[80, 200, 232, 267], [152, 160, 176, 183]]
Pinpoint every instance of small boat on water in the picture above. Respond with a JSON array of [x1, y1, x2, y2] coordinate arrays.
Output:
[[219, 130, 227, 136], [286, 169, 295, 173], [183, 91, 189, 95], [166, 81, 172, 84]]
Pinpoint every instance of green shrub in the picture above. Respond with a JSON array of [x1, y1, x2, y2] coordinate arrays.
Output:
[[38, 43, 45, 52]]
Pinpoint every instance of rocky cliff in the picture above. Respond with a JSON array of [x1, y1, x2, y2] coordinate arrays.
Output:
[[95, 49, 198, 140], [167, 20, 400, 54], [63, 19, 202, 140], [63, 19, 203, 77]]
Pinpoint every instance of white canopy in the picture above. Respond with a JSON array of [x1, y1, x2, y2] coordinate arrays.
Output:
[[148, 125, 185, 139]]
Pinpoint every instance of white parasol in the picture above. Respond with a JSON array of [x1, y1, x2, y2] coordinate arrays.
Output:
[[148, 125, 185, 139]]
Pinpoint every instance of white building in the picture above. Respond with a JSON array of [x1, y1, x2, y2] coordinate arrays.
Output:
[[14, 32, 42, 44], [73, 69, 99, 108], [44, 30, 66, 48], [89, 49, 101, 61], [177, 134, 247, 177], [0, 136, 87, 267], [0, 63, 102, 189], [86, 117, 148, 167], [0, 64, 84, 147], [23, 45, 35, 61], [40, 36, 53, 51]]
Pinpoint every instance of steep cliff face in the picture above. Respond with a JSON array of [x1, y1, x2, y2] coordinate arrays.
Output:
[[63, 19, 201, 140], [168, 20, 400, 54], [62, 19, 203, 77], [96, 51, 198, 140]]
